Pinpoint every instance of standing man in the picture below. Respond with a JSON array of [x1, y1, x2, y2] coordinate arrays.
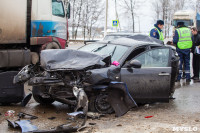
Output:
[[150, 20, 164, 41], [173, 22, 192, 82], [191, 27, 200, 80]]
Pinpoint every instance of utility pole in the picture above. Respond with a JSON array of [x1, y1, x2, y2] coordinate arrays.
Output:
[[104, 0, 108, 37], [115, 0, 121, 32]]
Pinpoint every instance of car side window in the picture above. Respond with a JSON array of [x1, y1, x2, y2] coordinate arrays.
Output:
[[134, 48, 170, 68], [122, 46, 147, 66]]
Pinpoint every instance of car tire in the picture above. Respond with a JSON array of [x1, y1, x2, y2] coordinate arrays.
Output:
[[32, 86, 54, 105], [89, 93, 114, 114]]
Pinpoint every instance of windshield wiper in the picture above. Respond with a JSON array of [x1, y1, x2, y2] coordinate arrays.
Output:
[[110, 46, 117, 56], [92, 44, 107, 52]]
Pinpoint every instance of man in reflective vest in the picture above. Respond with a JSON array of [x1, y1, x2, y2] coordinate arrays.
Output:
[[149, 20, 164, 41], [173, 22, 192, 82]]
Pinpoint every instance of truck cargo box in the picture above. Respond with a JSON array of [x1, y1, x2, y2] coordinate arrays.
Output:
[[0, 0, 27, 44]]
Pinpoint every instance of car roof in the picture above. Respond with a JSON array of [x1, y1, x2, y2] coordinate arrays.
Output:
[[105, 32, 137, 36], [98, 37, 162, 48], [104, 33, 163, 45]]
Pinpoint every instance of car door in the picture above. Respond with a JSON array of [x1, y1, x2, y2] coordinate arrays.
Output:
[[121, 47, 172, 103]]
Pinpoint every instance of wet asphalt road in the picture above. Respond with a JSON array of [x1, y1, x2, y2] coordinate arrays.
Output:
[[0, 43, 200, 132], [0, 80, 200, 133]]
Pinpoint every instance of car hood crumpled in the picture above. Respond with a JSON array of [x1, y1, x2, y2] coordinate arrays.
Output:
[[40, 49, 110, 70]]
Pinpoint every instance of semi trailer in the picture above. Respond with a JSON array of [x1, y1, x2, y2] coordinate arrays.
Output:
[[0, 0, 70, 104], [172, 10, 200, 32]]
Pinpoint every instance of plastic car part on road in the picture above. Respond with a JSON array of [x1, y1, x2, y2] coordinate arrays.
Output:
[[7, 120, 38, 133]]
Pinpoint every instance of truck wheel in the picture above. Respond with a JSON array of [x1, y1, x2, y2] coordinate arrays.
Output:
[[89, 93, 114, 114], [45, 42, 60, 49], [32, 86, 54, 105]]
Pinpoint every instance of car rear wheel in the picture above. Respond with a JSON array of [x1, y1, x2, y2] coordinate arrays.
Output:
[[89, 93, 114, 114], [32, 86, 54, 105]]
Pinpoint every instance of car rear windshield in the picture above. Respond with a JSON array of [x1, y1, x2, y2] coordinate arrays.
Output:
[[79, 44, 129, 62]]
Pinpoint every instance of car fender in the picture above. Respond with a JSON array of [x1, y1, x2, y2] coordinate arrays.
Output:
[[92, 82, 137, 117], [107, 82, 137, 117]]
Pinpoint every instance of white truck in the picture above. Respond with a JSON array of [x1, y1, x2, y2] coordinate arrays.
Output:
[[0, 0, 70, 104], [172, 10, 200, 32]]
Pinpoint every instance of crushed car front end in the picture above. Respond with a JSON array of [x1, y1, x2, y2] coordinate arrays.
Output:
[[14, 49, 137, 117]]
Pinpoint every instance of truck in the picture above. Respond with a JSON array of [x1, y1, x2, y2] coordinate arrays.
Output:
[[0, 0, 70, 104], [172, 10, 200, 32]]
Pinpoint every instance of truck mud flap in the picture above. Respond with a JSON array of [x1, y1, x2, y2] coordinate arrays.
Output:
[[107, 82, 137, 117], [0, 71, 24, 104]]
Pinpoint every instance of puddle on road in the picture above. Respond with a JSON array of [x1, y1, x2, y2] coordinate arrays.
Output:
[[150, 80, 200, 114]]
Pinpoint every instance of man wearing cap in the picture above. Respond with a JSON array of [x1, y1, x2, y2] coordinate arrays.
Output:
[[150, 20, 164, 41], [173, 22, 192, 82]]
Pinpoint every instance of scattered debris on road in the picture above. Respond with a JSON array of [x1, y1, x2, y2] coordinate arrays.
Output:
[[116, 124, 122, 127], [7, 119, 38, 133], [4, 110, 15, 117], [89, 123, 96, 125], [21, 93, 32, 107], [17, 112, 38, 120], [33, 122, 85, 133], [145, 116, 153, 118], [87, 112, 105, 120], [48, 116, 56, 120]]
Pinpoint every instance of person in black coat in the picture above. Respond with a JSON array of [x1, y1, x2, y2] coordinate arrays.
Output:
[[191, 27, 200, 80]]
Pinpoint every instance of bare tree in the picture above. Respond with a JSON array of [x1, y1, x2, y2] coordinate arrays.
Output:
[[151, 0, 187, 38], [74, 0, 83, 40], [120, 0, 144, 33], [196, 0, 200, 12], [174, 0, 186, 11], [71, 0, 77, 39], [69, 0, 104, 40], [184, 0, 196, 10], [151, 0, 161, 21], [81, 0, 104, 40]]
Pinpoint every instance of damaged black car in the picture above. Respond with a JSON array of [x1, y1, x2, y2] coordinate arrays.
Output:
[[14, 37, 179, 117]]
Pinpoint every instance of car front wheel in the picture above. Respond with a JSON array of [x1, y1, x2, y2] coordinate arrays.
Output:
[[89, 93, 114, 114], [32, 86, 55, 105]]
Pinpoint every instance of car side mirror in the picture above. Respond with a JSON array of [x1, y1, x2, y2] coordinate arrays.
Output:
[[128, 60, 141, 68]]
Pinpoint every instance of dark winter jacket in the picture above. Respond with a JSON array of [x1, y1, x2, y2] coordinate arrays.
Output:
[[149, 24, 162, 40], [191, 33, 200, 53]]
